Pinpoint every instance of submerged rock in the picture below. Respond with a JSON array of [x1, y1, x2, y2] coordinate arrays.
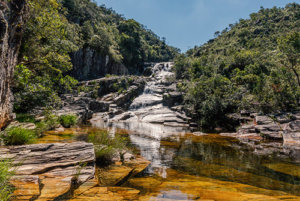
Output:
[[97, 156, 151, 186]]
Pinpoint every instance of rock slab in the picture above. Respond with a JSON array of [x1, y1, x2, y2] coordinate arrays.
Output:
[[0, 142, 96, 201]]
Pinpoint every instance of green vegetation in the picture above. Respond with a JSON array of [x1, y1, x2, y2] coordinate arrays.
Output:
[[59, 114, 78, 128], [13, 0, 79, 113], [13, 0, 178, 113], [6, 112, 77, 143], [15, 113, 37, 124], [1, 127, 37, 146], [0, 160, 15, 201], [87, 130, 126, 164], [175, 3, 300, 129], [35, 113, 60, 136]]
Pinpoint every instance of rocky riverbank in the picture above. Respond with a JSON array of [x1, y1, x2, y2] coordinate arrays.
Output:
[[220, 112, 300, 162], [0, 139, 150, 201], [0, 142, 95, 200]]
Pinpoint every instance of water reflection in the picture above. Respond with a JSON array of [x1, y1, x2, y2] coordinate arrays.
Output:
[[93, 121, 300, 198], [39, 121, 300, 200]]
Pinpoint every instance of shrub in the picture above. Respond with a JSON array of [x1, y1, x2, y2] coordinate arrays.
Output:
[[1, 127, 37, 146], [35, 113, 59, 136], [0, 160, 15, 201], [15, 113, 36, 123], [44, 113, 60, 130], [87, 130, 126, 165], [59, 114, 78, 128]]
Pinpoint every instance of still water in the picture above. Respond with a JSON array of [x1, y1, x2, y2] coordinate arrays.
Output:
[[40, 121, 300, 200]]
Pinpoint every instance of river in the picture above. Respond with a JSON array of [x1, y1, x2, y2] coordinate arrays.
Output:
[[37, 62, 300, 200]]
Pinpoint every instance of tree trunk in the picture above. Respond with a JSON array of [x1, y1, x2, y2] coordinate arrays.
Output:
[[291, 67, 300, 87], [0, 0, 28, 129]]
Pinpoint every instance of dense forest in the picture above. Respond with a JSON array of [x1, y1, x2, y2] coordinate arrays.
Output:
[[13, 0, 179, 112], [174, 3, 300, 129]]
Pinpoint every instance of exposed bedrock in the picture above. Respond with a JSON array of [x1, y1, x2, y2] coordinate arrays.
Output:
[[70, 48, 128, 81], [0, 142, 96, 201], [0, 0, 28, 129]]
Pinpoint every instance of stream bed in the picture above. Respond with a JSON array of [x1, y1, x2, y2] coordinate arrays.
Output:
[[39, 121, 300, 201]]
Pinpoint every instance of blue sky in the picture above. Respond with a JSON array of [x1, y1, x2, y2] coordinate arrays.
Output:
[[96, 0, 298, 52]]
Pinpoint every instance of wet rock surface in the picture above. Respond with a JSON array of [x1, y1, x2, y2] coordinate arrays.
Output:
[[67, 155, 150, 201], [90, 62, 192, 129], [0, 142, 95, 201], [219, 112, 300, 163]]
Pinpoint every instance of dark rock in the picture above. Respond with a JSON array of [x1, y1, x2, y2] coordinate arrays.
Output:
[[70, 48, 128, 81], [163, 92, 183, 107], [275, 113, 294, 124], [143, 67, 153, 76], [259, 131, 283, 140], [89, 100, 109, 112], [114, 85, 145, 109], [240, 110, 251, 116], [0, 0, 29, 129], [255, 124, 281, 132]]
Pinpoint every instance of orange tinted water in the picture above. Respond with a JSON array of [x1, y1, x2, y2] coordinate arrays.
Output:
[[37, 123, 300, 200]]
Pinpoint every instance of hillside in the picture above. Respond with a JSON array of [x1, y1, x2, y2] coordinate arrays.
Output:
[[174, 3, 300, 129], [13, 0, 179, 112]]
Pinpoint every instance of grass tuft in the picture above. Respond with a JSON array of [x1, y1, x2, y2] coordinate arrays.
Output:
[[87, 130, 127, 165], [0, 160, 15, 201], [59, 114, 78, 128], [1, 127, 37, 146]]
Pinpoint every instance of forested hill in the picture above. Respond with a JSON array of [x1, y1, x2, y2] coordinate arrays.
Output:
[[62, 0, 179, 73], [174, 3, 300, 129], [13, 0, 179, 112]]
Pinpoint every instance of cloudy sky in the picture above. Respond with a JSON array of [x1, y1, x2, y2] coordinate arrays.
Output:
[[97, 0, 298, 52]]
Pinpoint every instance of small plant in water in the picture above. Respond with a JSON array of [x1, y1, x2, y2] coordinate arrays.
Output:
[[87, 130, 127, 165], [72, 162, 88, 185], [35, 113, 59, 136], [0, 160, 15, 201], [59, 114, 78, 128], [1, 127, 37, 145]]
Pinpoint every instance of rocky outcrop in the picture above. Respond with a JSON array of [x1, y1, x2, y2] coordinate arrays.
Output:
[[90, 62, 192, 128], [220, 112, 300, 162], [48, 76, 146, 123], [70, 48, 128, 81], [0, 0, 28, 129], [0, 142, 95, 200]]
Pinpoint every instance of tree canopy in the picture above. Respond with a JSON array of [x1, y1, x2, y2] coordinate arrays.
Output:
[[13, 0, 179, 112], [175, 3, 300, 129]]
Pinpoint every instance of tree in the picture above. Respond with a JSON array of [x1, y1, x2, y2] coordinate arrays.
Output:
[[14, 0, 79, 112], [278, 32, 300, 87]]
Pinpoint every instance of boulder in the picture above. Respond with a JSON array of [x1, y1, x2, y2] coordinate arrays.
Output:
[[283, 120, 300, 145], [89, 100, 109, 112], [255, 116, 274, 125], [163, 91, 183, 107]]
